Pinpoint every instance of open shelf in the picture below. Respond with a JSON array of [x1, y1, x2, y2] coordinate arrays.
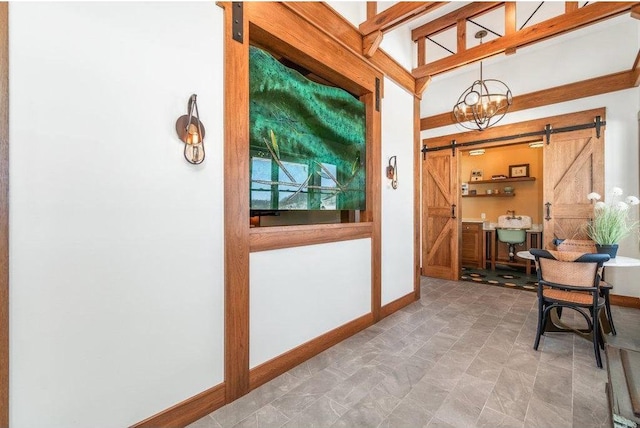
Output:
[[463, 193, 516, 198], [470, 177, 536, 184]]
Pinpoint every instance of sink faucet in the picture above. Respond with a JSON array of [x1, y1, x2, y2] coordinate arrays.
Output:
[[506, 210, 522, 220]]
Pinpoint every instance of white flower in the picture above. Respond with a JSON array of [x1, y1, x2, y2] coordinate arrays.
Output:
[[587, 192, 601, 201], [617, 201, 630, 211], [611, 187, 623, 196], [595, 201, 606, 210], [626, 196, 640, 206]]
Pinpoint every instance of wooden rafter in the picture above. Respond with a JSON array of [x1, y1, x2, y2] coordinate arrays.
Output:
[[632, 4, 640, 20], [633, 49, 640, 87], [367, 2, 377, 19], [413, 2, 640, 78], [360, 2, 446, 58], [411, 2, 502, 40], [360, 2, 445, 36], [420, 69, 637, 130]]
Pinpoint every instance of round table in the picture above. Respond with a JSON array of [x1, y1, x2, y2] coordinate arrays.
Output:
[[516, 251, 640, 267]]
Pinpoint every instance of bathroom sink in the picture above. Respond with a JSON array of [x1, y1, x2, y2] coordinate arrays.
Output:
[[496, 228, 527, 244], [497, 215, 532, 229]]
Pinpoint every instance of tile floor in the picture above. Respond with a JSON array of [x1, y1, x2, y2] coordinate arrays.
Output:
[[189, 277, 640, 428]]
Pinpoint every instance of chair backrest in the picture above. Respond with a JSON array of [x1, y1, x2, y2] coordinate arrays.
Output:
[[552, 238, 597, 253], [529, 248, 609, 289]]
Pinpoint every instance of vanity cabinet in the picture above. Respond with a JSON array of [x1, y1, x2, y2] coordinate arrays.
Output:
[[461, 222, 483, 268]]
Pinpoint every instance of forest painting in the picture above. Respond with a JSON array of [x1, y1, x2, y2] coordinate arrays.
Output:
[[249, 46, 366, 211]]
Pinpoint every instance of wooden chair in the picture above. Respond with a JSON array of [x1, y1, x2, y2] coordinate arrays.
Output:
[[530, 249, 610, 368], [552, 238, 616, 335]]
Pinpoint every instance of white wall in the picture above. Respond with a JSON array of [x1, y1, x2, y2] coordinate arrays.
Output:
[[381, 78, 415, 305], [421, 16, 640, 297], [8, 2, 421, 426], [9, 3, 224, 427], [250, 239, 372, 367]]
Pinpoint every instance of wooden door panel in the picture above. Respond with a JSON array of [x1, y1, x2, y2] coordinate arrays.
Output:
[[543, 128, 604, 249], [422, 150, 458, 279]]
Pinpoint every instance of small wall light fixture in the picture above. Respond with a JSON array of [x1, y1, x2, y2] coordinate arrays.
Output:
[[469, 149, 485, 156], [176, 94, 206, 164], [529, 141, 544, 148], [386, 156, 398, 189]]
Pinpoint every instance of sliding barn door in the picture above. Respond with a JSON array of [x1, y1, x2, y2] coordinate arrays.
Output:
[[422, 150, 459, 280], [543, 128, 604, 249]]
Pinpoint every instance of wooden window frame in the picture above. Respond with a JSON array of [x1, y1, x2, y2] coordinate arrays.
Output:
[[222, 1, 382, 401]]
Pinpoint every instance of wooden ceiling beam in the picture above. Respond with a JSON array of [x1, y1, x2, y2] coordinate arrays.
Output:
[[420, 69, 636, 130], [359, 2, 445, 36], [633, 49, 640, 87], [504, 2, 517, 55], [411, 2, 503, 41], [367, 2, 377, 20], [632, 4, 640, 20], [360, 2, 445, 59], [415, 76, 432, 99], [413, 2, 640, 78]]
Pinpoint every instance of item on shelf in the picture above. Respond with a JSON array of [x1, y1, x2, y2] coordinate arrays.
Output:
[[470, 189, 477, 195], [494, 188, 500, 194], [461, 182, 469, 196], [486, 189, 493, 195], [504, 186, 514, 193], [492, 175, 507, 180], [470, 169, 483, 181]]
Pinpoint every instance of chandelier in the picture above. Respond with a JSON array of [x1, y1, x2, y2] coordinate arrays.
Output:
[[452, 30, 512, 131]]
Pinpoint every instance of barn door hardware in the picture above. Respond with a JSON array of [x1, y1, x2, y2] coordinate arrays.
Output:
[[545, 202, 551, 221], [545, 124, 552, 145], [595, 115, 602, 138], [232, 2, 243, 43]]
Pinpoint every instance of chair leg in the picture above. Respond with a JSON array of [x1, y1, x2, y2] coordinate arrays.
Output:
[[593, 308, 603, 369], [534, 300, 544, 350], [602, 289, 617, 335]]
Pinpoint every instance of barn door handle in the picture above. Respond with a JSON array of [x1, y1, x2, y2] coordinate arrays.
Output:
[[545, 202, 551, 221], [451, 204, 457, 219]]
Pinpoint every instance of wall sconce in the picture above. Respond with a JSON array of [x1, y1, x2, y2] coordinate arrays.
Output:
[[469, 149, 485, 156], [386, 156, 398, 189], [529, 141, 544, 148], [176, 94, 206, 164]]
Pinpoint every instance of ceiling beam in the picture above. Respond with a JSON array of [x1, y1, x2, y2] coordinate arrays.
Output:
[[360, 2, 445, 58], [415, 76, 432, 99], [420, 69, 636, 130], [411, 2, 503, 41], [413, 2, 640, 78], [633, 49, 640, 87], [360, 2, 445, 36], [367, 2, 377, 20]]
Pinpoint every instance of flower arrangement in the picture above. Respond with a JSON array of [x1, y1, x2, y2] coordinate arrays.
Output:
[[585, 187, 640, 246]]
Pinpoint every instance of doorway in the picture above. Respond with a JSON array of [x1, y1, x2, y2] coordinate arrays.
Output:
[[420, 108, 606, 281]]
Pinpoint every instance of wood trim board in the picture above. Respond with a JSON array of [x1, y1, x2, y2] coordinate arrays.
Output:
[[0, 3, 8, 426], [249, 223, 373, 253], [249, 313, 374, 390], [222, 1, 251, 402], [421, 69, 636, 130], [130, 384, 226, 428], [610, 294, 640, 309]]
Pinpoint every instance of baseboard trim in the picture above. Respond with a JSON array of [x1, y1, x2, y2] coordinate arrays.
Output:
[[610, 294, 640, 309], [380, 291, 418, 319], [249, 313, 374, 390], [131, 383, 226, 428]]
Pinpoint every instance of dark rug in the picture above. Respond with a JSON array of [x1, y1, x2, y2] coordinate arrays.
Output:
[[461, 266, 539, 292]]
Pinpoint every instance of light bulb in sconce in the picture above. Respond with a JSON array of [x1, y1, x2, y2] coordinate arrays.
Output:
[[176, 94, 206, 164]]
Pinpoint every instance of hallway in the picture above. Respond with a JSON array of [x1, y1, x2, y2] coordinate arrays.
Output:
[[190, 278, 640, 428]]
